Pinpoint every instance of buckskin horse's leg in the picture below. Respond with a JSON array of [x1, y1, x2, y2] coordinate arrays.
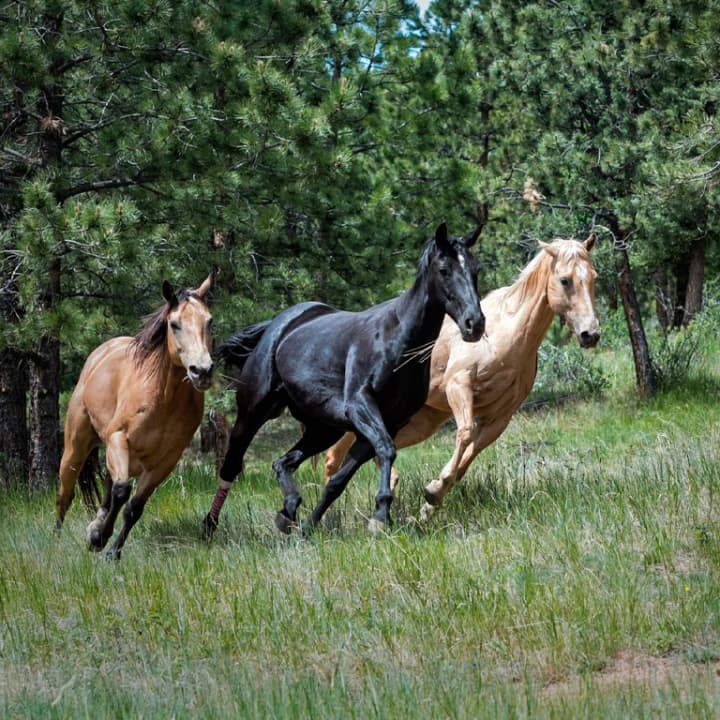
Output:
[[86, 430, 130, 551], [272, 425, 343, 534], [106, 464, 171, 560]]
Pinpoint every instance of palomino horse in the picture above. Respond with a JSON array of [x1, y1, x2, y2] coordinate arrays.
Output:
[[324, 234, 600, 519], [204, 223, 484, 536], [56, 273, 215, 558]]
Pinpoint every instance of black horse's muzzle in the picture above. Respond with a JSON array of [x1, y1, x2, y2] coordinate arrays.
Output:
[[459, 309, 485, 342]]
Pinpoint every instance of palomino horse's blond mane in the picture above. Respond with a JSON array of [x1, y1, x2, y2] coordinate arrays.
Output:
[[498, 239, 591, 316]]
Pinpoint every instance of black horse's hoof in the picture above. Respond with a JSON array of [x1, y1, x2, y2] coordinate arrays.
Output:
[[275, 511, 295, 535], [105, 547, 122, 562], [202, 513, 218, 541]]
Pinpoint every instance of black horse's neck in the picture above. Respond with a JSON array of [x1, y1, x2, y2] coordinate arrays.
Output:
[[389, 241, 446, 359]]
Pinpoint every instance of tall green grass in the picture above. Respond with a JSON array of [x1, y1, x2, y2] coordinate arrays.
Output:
[[2, 353, 720, 718]]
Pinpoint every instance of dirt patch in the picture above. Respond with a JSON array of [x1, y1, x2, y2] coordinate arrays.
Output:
[[543, 649, 719, 700]]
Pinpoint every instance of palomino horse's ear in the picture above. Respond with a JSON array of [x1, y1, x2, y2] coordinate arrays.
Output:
[[539, 241, 559, 258], [584, 233, 597, 251], [463, 225, 482, 248], [162, 281, 178, 307], [194, 267, 219, 299]]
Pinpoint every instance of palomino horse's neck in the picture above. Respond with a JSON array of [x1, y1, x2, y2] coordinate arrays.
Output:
[[501, 252, 556, 351]]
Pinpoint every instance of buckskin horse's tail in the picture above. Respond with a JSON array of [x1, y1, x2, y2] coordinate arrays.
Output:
[[218, 320, 272, 372], [77, 447, 104, 512]]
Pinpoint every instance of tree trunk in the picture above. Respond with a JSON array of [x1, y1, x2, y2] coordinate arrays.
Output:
[[615, 244, 657, 398], [28, 333, 61, 491], [0, 351, 29, 488], [654, 269, 671, 329], [26, 13, 65, 490], [672, 256, 689, 329], [682, 235, 706, 326]]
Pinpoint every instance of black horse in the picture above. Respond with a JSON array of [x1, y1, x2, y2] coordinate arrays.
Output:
[[204, 222, 485, 536]]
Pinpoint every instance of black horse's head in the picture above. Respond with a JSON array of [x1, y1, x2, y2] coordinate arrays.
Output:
[[429, 222, 485, 342]]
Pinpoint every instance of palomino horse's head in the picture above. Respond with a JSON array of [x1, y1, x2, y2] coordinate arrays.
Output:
[[162, 272, 216, 390], [541, 234, 601, 348], [430, 222, 485, 342]]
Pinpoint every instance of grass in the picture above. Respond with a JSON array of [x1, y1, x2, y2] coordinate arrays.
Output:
[[2, 352, 720, 717]]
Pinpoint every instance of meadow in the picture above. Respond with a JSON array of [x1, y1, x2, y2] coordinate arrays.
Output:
[[2, 340, 720, 718]]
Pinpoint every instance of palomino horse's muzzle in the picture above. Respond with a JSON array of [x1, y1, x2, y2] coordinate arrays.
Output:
[[579, 329, 600, 348]]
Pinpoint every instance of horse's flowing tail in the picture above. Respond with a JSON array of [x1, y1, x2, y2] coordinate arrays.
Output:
[[78, 447, 103, 512], [218, 320, 271, 372]]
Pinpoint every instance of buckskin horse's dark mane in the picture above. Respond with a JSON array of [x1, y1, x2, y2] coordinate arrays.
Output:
[[131, 288, 193, 375]]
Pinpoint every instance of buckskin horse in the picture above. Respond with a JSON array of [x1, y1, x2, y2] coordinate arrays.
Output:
[[204, 223, 484, 536], [56, 272, 215, 558], [324, 234, 600, 519]]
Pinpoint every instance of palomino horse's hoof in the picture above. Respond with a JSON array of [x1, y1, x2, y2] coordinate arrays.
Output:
[[366, 518, 388, 535], [201, 513, 218, 541], [418, 502, 437, 523], [274, 511, 295, 535]]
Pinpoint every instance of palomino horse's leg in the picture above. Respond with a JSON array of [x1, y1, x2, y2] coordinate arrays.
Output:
[[420, 419, 507, 521], [423, 375, 475, 508], [272, 425, 344, 534], [304, 438, 376, 533], [87, 430, 130, 551]]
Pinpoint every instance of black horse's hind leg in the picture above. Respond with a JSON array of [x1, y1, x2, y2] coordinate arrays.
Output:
[[303, 438, 376, 533], [272, 425, 344, 534], [203, 393, 285, 538]]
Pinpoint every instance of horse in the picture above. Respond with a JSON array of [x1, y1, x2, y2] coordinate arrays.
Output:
[[323, 234, 600, 519], [56, 272, 216, 558], [203, 222, 485, 536]]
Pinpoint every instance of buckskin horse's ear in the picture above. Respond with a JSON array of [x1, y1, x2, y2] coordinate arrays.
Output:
[[195, 267, 219, 299], [162, 281, 178, 307], [584, 232, 597, 251]]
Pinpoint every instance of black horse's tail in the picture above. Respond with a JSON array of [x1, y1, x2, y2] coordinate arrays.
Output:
[[77, 447, 104, 512], [218, 320, 272, 372]]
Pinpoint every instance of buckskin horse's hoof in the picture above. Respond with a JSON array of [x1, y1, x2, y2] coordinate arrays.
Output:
[[274, 511, 295, 535]]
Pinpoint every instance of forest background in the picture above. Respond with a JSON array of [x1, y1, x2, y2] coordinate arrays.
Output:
[[2, 0, 719, 491]]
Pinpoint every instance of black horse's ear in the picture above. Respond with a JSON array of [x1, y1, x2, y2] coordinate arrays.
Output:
[[434, 222, 450, 249], [162, 281, 178, 307], [463, 225, 482, 248]]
